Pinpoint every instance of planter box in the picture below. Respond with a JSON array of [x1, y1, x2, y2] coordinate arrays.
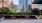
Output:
[[11, 16, 15, 18], [15, 16, 25, 18], [25, 16, 29, 18], [5, 16, 11, 18], [29, 16, 37, 19]]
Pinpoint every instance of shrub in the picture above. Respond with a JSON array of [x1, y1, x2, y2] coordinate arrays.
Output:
[[39, 10, 42, 15], [32, 8, 39, 15], [39, 15, 42, 19], [0, 7, 10, 14]]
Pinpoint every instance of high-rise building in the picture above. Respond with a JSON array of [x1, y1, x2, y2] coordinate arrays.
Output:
[[2, 0, 10, 7], [19, 0, 28, 12], [0, 0, 2, 8], [19, 0, 31, 12], [0, 0, 11, 8]]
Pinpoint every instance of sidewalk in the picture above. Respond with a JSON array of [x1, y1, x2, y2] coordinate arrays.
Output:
[[1, 19, 42, 23]]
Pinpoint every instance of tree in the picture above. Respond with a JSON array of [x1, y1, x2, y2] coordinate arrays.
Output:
[[9, 6, 16, 13], [39, 10, 42, 15], [32, 8, 39, 15], [0, 7, 10, 14]]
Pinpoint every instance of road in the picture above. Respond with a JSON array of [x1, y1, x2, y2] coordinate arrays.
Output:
[[0, 19, 42, 23]]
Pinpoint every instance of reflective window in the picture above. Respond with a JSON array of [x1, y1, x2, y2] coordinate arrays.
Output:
[[38, 4, 42, 10]]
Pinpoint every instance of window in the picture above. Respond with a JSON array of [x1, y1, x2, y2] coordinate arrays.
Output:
[[38, 4, 42, 10]]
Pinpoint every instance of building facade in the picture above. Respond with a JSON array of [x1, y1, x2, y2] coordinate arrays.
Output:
[[2, 0, 10, 7], [32, 0, 42, 10], [32, 0, 38, 9], [19, 0, 31, 12], [0, 0, 2, 8], [0, 0, 10, 8]]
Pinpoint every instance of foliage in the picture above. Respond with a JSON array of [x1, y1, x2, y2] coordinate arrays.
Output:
[[0, 7, 10, 14], [12, 12, 32, 16], [39, 15, 42, 19], [9, 6, 17, 13], [39, 10, 42, 19], [39, 10, 42, 15], [31, 8, 39, 15]]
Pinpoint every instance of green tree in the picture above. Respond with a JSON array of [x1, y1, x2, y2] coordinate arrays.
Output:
[[32, 8, 39, 15], [0, 7, 10, 14], [39, 10, 42, 15], [9, 6, 16, 13]]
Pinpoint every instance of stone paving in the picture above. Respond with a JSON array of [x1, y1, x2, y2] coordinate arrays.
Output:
[[0, 19, 42, 23]]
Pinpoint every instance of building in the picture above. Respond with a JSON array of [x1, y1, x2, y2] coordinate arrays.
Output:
[[32, 0, 42, 10], [32, 4, 38, 9], [0, 0, 10, 8], [32, 0, 42, 4], [0, 0, 2, 8], [19, 0, 31, 12], [2, 0, 10, 7], [32, 0, 38, 9]]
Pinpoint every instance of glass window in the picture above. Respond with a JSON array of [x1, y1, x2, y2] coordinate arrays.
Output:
[[38, 4, 42, 10]]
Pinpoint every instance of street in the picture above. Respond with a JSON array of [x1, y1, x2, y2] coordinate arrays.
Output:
[[1, 19, 42, 23]]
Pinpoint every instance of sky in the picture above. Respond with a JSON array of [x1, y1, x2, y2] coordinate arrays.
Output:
[[13, 0, 19, 5]]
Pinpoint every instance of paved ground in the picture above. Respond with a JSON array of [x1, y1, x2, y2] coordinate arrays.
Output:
[[0, 19, 42, 23]]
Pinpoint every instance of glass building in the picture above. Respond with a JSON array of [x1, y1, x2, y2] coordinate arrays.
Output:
[[19, 0, 32, 12]]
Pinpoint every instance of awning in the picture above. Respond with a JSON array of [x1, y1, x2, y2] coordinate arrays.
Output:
[[32, 1, 42, 4]]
